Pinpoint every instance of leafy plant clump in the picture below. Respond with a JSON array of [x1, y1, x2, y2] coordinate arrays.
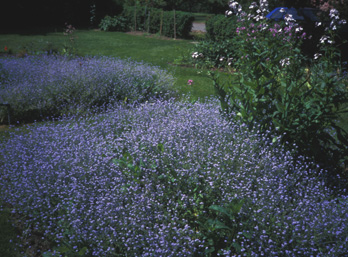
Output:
[[0, 55, 176, 124], [204, 1, 348, 184], [121, 5, 194, 38], [99, 15, 129, 32], [1, 100, 348, 256], [205, 14, 238, 41]]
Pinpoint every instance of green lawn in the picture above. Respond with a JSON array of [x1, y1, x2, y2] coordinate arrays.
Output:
[[0, 29, 215, 100]]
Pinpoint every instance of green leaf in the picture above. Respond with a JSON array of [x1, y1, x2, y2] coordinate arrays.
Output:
[[209, 205, 232, 217], [157, 142, 164, 153], [78, 247, 88, 256], [272, 137, 278, 143], [212, 220, 231, 230], [232, 242, 242, 252], [242, 231, 251, 239]]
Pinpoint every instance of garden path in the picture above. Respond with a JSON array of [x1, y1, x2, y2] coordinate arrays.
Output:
[[192, 22, 206, 32]]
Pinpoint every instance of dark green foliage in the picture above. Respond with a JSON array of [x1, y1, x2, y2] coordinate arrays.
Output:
[[99, 15, 129, 31], [121, 5, 194, 38], [192, 4, 348, 187], [0, 0, 123, 31], [191, 40, 237, 69], [197, 199, 251, 256], [0, 205, 20, 257], [212, 49, 348, 188], [190, 14, 239, 69], [205, 14, 238, 41], [121, 5, 155, 32], [162, 10, 195, 38]]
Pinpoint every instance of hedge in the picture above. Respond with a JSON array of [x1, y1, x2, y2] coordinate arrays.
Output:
[[99, 15, 129, 32], [205, 14, 238, 41], [120, 5, 194, 38]]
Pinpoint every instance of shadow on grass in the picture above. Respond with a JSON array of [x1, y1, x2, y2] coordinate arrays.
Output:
[[0, 26, 93, 36], [0, 205, 20, 256]]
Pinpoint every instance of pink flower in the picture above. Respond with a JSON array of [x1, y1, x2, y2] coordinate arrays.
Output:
[[187, 79, 194, 86]]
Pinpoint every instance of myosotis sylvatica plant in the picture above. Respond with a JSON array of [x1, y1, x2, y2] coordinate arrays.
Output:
[[2, 99, 348, 256], [209, 0, 348, 185]]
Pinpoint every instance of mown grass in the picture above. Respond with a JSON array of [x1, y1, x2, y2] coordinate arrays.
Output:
[[0, 29, 215, 100]]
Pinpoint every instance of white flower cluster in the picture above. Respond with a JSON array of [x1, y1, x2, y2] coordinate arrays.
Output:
[[320, 35, 334, 44], [228, 1, 242, 14], [245, 1, 269, 21], [225, 10, 233, 16], [284, 13, 296, 26], [249, 2, 258, 9], [259, 0, 269, 14], [328, 8, 347, 31], [314, 53, 322, 60], [279, 57, 290, 67], [219, 56, 234, 66], [225, 1, 242, 16], [295, 27, 303, 32], [192, 52, 204, 58], [329, 8, 340, 20]]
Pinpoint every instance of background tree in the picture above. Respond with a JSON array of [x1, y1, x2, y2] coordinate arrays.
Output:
[[0, 0, 123, 31]]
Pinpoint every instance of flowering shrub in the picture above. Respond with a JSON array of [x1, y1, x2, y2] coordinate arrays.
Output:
[[192, 3, 309, 69], [0, 55, 176, 124], [1, 99, 348, 256], [210, 1, 348, 182]]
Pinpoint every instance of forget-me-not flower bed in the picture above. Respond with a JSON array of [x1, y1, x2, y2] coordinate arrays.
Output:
[[0, 55, 175, 123], [1, 99, 348, 256]]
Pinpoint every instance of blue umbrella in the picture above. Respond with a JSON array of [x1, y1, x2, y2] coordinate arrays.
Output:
[[266, 7, 305, 21]]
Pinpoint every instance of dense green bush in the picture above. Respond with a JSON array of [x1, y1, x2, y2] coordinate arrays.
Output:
[[99, 15, 129, 31], [190, 14, 241, 69], [205, 14, 238, 41], [0, 0, 124, 30], [161, 10, 194, 38], [210, 1, 348, 185], [121, 5, 194, 38], [121, 5, 156, 32], [191, 40, 237, 69]]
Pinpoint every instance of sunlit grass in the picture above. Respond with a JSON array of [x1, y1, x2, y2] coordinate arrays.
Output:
[[0, 29, 216, 100]]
